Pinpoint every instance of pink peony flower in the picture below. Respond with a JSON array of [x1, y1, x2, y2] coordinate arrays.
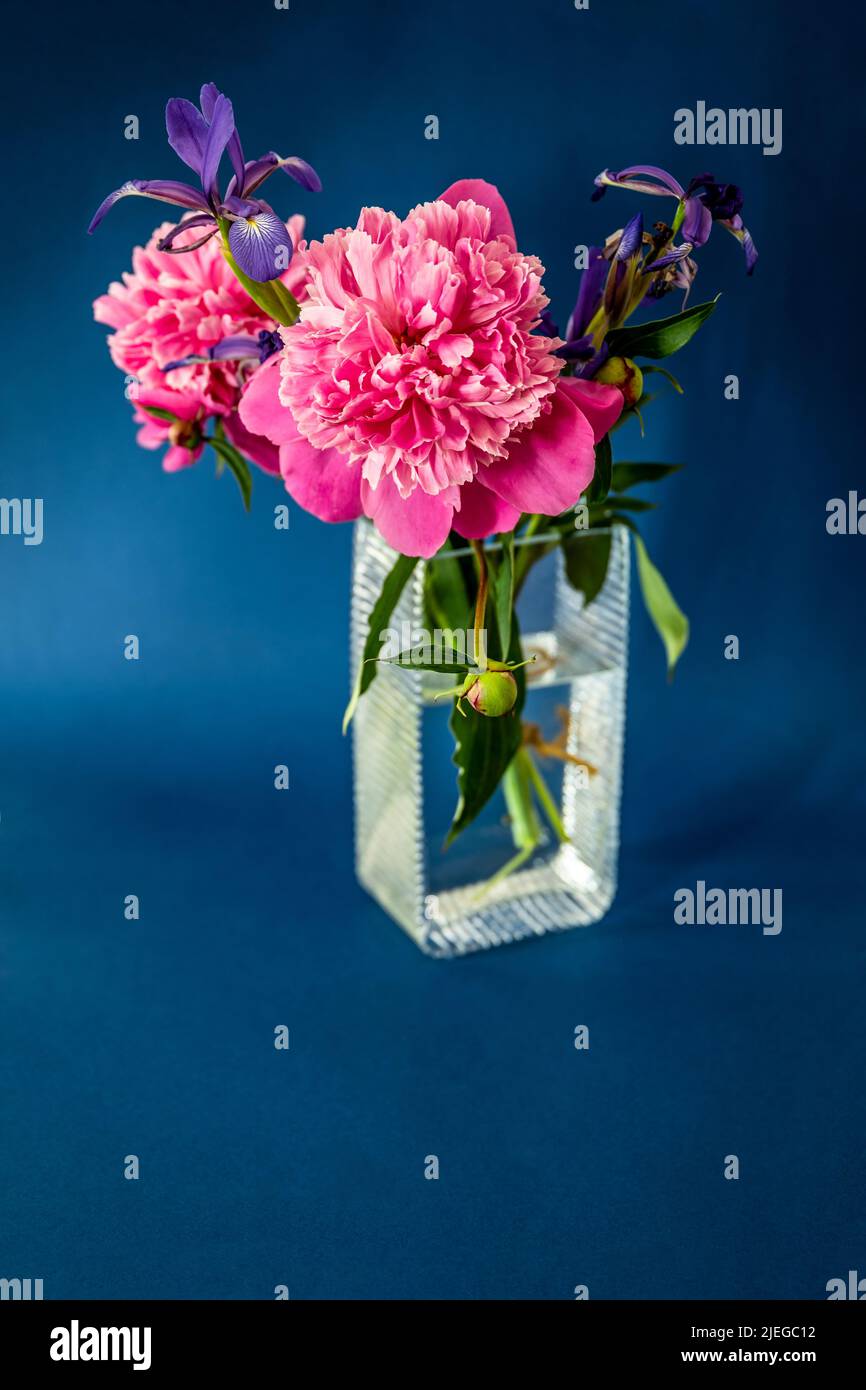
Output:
[[94, 216, 307, 474], [239, 181, 623, 556]]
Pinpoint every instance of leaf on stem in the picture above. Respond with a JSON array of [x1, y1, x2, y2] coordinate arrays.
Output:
[[605, 295, 720, 360], [375, 644, 475, 675], [617, 521, 689, 677], [342, 552, 419, 733], [590, 495, 657, 518], [586, 433, 612, 504], [561, 530, 612, 606], [209, 433, 253, 511], [424, 539, 472, 634], [610, 461, 683, 492], [642, 364, 684, 394]]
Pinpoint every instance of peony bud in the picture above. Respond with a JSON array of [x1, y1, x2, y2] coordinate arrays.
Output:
[[595, 355, 643, 407], [168, 416, 202, 449], [464, 669, 518, 717]]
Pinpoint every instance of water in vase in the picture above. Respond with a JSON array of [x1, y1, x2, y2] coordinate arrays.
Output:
[[351, 521, 629, 957]]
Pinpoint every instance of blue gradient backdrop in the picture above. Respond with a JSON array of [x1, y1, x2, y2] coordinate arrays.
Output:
[[1, 0, 864, 1299]]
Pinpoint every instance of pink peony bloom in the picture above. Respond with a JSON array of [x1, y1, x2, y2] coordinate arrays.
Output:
[[239, 181, 623, 556], [94, 217, 307, 474]]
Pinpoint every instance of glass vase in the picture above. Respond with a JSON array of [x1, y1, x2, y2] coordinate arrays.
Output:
[[350, 520, 630, 957]]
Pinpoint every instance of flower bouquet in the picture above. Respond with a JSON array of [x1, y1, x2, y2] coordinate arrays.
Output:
[[91, 86, 756, 955]]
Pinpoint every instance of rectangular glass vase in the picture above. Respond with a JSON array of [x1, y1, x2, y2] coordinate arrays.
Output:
[[350, 521, 630, 957]]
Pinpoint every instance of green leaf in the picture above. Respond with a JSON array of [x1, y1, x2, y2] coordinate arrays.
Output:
[[590, 495, 657, 518], [209, 435, 253, 512], [342, 551, 419, 733], [611, 461, 683, 492], [631, 530, 690, 678], [561, 530, 612, 606], [489, 531, 515, 657], [586, 432, 612, 504], [643, 364, 684, 394], [376, 644, 474, 675], [139, 405, 177, 423], [606, 295, 720, 360], [445, 616, 526, 846], [423, 539, 472, 634]]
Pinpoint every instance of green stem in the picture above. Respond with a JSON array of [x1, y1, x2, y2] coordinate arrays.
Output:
[[217, 219, 301, 326], [472, 740, 569, 902], [471, 539, 488, 666], [503, 750, 540, 850], [473, 842, 535, 901], [514, 514, 544, 590], [471, 752, 541, 902], [520, 746, 569, 844]]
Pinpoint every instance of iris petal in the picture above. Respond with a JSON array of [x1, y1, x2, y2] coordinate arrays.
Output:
[[681, 197, 712, 247], [615, 211, 643, 261], [198, 83, 219, 118], [642, 242, 694, 273], [721, 216, 759, 274], [200, 93, 235, 202], [200, 81, 244, 180], [566, 246, 607, 341], [87, 179, 209, 234], [156, 214, 217, 250], [240, 152, 322, 196], [594, 165, 686, 200], [165, 98, 209, 176], [227, 209, 293, 281]]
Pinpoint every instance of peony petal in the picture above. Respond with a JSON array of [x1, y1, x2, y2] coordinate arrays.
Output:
[[558, 377, 624, 443], [239, 357, 358, 509], [224, 412, 281, 476], [438, 179, 516, 244], [279, 433, 362, 523], [136, 386, 200, 421], [361, 478, 454, 558], [452, 478, 521, 540], [484, 385, 596, 515], [237, 357, 298, 445], [163, 443, 203, 472]]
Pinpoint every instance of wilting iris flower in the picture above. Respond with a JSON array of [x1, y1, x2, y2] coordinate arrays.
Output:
[[592, 164, 757, 274], [88, 83, 321, 281], [556, 212, 647, 373], [162, 329, 283, 374]]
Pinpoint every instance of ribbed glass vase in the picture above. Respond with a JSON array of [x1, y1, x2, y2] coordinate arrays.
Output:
[[350, 521, 630, 957]]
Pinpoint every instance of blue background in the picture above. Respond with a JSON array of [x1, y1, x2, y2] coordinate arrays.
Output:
[[1, 0, 864, 1299]]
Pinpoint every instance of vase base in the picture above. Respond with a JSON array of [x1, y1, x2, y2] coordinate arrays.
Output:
[[360, 848, 615, 958]]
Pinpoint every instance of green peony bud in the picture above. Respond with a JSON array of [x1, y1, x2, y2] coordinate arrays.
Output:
[[464, 669, 518, 717], [595, 355, 643, 407]]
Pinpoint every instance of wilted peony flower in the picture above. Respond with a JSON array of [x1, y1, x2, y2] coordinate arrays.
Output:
[[94, 216, 308, 474], [239, 180, 623, 556]]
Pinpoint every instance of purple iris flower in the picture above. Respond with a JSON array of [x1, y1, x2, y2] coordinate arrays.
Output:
[[162, 329, 283, 374], [88, 83, 321, 282], [555, 214, 645, 370], [567, 247, 607, 341], [592, 164, 758, 274]]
